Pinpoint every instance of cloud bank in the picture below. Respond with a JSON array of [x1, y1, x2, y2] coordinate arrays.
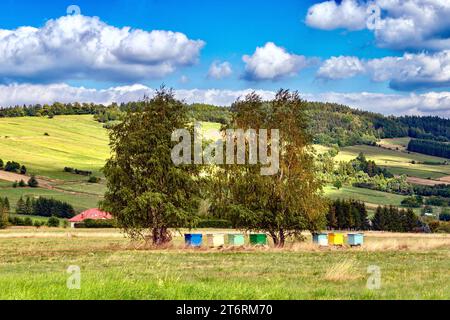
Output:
[[317, 51, 450, 90], [1, 83, 449, 117], [0, 15, 205, 83]]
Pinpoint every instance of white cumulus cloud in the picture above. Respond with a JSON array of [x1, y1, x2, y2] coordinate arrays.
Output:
[[317, 56, 366, 80], [306, 0, 450, 50], [207, 61, 233, 79], [0, 15, 205, 83], [243, 42, 312, 81], [318, 50, 450, 90], [306, 0, 368, 31]]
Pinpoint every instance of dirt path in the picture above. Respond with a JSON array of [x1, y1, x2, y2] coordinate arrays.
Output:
[[406, 176, 450, 186], [0, 170, 53, 188], [0, 170, 99, 197]]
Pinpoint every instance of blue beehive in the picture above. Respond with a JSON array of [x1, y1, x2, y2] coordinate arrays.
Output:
[[312, 233, 328, 246], [347, 233, 364, 246], [185, 234, 203, 247]]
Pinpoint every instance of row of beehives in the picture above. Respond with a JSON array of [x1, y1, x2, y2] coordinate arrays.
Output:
[[185, 233, 268, 247], [313, 233, 364, 246]]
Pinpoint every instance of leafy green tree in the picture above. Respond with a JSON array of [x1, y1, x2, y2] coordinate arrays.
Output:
[[403, 209, 418, 231], [3, 197, 10, 211], [20, 165, 27, 174], [5, 161, 20, 173], [211, 90, 327, 247], [0, 198, 9, 229], [333, 180, 343, 190], [372, 206, 386, 231], [18, 180, 26, 187], [101, 88, 201, 245], [16, 197, 27, 215], [27, 176, 39, 188], [25, 197, 34, 215]]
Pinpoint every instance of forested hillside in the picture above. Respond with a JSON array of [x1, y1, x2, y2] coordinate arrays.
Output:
[[1, 98, 449, 147], [408, 139, 450, 159]]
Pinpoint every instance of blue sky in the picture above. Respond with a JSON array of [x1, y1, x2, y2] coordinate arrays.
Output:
[[1, 0, 450, 117]]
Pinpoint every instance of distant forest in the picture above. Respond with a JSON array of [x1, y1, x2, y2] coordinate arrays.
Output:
[[1, 99, 449, 148], [408, 139, 450, 159]]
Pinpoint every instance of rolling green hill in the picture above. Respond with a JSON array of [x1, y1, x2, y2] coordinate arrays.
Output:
[[0, 115, 108, 212], [0, 115, 109, 180], [0, 114, 448, 215], [317, 143, 450, 179]]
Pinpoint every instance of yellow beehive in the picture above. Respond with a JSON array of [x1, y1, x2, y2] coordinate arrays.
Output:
[[206, 234, 225, 247], [328, 233, 344, 246]]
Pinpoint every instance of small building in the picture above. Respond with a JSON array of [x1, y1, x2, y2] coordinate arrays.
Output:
[[68, 208, 113, 228]]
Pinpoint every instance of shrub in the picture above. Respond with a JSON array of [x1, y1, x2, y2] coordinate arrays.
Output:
[[12, 181, 18, 188], [439, 213, 450, 222], [8, 216, 33, 226], [425, 197, 448, 207], [429, 221, 450, 233], [401, 196, 423, 208], [20, 165, 27, 174], [75, 219, 116, 229], [5, 161, 20, 173], [62, 220, 69, 228], [47, 216, 60, 227], [33, 220, 45, 228], [24, 217, 33, 226], [0, 159, 3, 169], [63, 167, 92, 176], [88, 176, 101, 183], [27, 176, 39, 188], [18, 180, 26, 188]]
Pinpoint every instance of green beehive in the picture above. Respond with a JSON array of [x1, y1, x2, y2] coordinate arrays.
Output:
[[227, 234, 245, 246], [249, 234, 267, 246]]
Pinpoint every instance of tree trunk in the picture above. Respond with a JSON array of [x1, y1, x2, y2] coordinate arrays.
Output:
[[152, 227, 171, 246], [278, 228, 286, 248], [269, 231, 279, 247]]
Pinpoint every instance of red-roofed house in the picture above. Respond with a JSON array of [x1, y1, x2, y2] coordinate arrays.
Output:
[[69, 208, 113, 228]]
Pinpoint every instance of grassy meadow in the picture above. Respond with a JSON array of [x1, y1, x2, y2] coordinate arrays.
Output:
[[0, 228, 448, 300], [0, 115, 109, 180], [0, 115, 109, 213], [0, 116, 449, 300], [337, 145, 450, 179], [323, 185, 422, 215], [316, 141, 450, 179]]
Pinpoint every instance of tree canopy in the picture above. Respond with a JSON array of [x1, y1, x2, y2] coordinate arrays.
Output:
[[101, 88, 202, 245], [210, 90, 327, 247]]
